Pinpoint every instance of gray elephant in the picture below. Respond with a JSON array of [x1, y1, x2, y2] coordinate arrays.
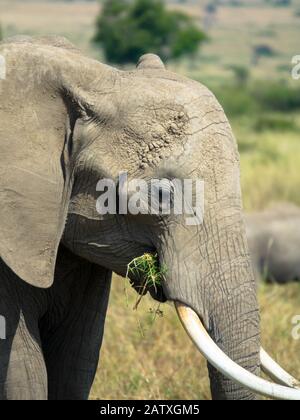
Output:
[[0, 36, 298, 400], [246, 203, 300, 283]]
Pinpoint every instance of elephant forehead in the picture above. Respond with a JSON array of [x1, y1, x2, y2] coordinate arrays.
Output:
[[104, 75, 236, 176], [115, 104, 189, 171], [121, 76, 225, 138], [126, 100, 189, 138], [123, 94, 229, 165], [120, 73, 195, 111]]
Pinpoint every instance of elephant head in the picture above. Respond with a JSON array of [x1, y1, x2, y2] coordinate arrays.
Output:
[[0, 37, 299, 400]]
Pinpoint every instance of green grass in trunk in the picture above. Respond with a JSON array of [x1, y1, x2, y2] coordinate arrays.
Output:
[[127, 253, 167, 309]]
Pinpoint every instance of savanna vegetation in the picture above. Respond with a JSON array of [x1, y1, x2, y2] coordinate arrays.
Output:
[[93, 0, 206, 64], [0, 0, 299, 400]]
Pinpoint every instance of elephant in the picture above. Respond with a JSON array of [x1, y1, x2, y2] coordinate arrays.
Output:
[[0, 35, 299, 400], [245, 203, 300, 283]]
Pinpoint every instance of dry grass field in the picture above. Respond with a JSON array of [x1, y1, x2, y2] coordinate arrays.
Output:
[[90, 278, 300, 400], [1, 0, 300, 400]]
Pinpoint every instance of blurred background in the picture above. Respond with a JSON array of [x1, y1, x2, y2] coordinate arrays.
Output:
[[0, 0, 299, 399]]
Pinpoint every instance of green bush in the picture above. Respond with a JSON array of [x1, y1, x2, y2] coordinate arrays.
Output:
[[252, 82, 300, 112], [93, 0, 206, 64], [212, 86, 257, 117], [228, 65, 250, 87], [253, 114, 297, 132], [270, 0, 291, 6], [210, 81, 300, 117]]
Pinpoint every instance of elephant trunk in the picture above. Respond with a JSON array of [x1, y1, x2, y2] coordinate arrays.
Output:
[[205, 277, 260, 400], [157, 210, 261, 400]]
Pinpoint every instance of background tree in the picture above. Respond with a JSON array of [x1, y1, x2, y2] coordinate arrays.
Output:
[[229, 64, 250, 87], [252, 44, 276, 65], [93, 0, 206, 64]]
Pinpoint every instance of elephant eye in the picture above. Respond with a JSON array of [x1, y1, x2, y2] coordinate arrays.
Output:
[[150, 179, 175, 215]]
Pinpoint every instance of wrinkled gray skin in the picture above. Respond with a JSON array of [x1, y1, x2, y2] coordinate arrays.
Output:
[[246, 203, 300, 283], [0, 36, 260, 400]]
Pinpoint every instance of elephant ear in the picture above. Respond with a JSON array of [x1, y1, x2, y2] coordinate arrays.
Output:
[[0, 85, 71, 288]]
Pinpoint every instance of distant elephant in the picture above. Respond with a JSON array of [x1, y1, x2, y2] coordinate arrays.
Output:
[[246, 203, 300, 283], [0, 36, 298, 400]]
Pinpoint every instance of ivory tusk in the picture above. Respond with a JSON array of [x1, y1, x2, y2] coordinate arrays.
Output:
[[175, 302, 300, 400], [260, 348, 300, 389]]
